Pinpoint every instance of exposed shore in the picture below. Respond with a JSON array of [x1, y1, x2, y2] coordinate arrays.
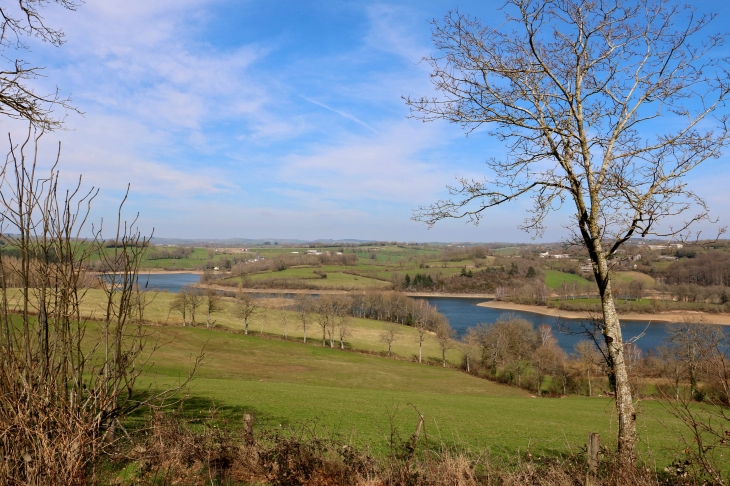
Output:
[[139, 269, 205, 275], [477, 300, 730, 325], [196, 284, 496, 299]]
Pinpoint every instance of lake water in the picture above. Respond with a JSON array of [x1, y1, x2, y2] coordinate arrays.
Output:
[[416, 297, 673, 353], [137, 273, 201, 292], [141, 273, 695, 353]]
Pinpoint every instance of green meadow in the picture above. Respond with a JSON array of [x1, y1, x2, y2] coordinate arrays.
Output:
[[6, 285, 694, 467], [544, 269, 591, 289], [137, 323, 686, 464]]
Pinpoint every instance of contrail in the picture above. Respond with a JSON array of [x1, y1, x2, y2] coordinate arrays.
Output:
[[301, 96, 380, 134]]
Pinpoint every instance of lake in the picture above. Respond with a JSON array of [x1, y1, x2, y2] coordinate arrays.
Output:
[[136, 272, 201, 292], [416, 297, 674, 353], [140, 273, 694, 353]]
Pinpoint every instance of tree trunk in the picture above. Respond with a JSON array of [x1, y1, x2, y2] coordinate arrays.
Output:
[[303, 325, 306, 344], [419, 340, 423, 364], [587, 369, 592, 397], [596, 256, 636, 459], [206, 309, 211, 329], [244, 318, 248, 335]]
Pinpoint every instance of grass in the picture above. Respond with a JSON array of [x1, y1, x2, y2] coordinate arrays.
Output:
[[135, 323, 686, 463], [545, 269, 591, 289], [228, 269, 394, 289], [71, 289, 465, 365], [614, 271, 656, 288], [5, 285, 692, 466]]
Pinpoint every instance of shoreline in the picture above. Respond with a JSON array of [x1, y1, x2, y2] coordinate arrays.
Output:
[[139, 270, 205, 275], [195, 284, 496, 299], [477, 301, 730, 325]]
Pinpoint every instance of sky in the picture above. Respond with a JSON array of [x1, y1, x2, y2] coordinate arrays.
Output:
[[3, 0, 730, 243]]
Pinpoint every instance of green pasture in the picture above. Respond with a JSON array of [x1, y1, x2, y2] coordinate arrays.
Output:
[[228, 269, 393, 289], [68, 289, 463, 365], [545, 269, 591, 289], [137, 325, 686, 463], [494, 247, 519, 255], [613, 271, 656, 288]]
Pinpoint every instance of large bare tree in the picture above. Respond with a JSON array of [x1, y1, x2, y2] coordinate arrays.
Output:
[[406, 0, 729, 459], [0, 1, 80, 129]]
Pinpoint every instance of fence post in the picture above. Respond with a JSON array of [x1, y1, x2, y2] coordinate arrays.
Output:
[[586, 432, 600, 485], [244, 413, 255, 446]]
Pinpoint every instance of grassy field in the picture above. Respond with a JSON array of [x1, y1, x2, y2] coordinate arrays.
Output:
[[5, 285, 693, 466], [544, 269, 591, 289], [614, 271, 657, 288], [134, 324, 686, 463], [68, 289, 466, 365]]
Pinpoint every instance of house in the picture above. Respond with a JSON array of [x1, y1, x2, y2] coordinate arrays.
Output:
[[648, 245, 668, 250], [539, 252, 550, 258]]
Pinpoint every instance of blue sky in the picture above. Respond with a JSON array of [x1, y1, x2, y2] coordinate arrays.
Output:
[[7, 0, 730, 242]]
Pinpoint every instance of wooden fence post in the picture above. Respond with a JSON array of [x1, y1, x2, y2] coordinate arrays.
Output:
[[586, 432, 600, 485], [244, 413, 255, 446]]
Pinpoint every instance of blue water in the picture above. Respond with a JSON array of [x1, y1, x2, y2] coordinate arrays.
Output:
[[135, 273, 703, 353], [136, 273, 200, 292], [417, 297, 673, 353]]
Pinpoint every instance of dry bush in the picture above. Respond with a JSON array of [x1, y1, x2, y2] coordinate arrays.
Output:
[[0, 131, 199, 485], [108, 408, 678, 486]]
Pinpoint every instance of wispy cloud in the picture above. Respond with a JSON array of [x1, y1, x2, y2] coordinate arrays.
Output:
[[301, 96, 380, 134]]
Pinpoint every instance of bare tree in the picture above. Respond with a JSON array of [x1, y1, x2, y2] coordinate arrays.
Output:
[[183, 285, 204, 327], [296, 294, 312, 344], [538, 323, 557, 348], [435, 321, 455, 368], [532, 342, 565, 396], [235, 292, 259, 335], [666, 318, 722, 401], [204, 287, 223, 329], [380, 323, 401, 358], [406, 0, 730, 458], [169, 291, 190, 327], [332, 296, 350, 350], [574, 340, 601, 397], [414, 319, 429, 365], [314, 295, 334, 347], [0, 1, 81, 129], [281, 309, 290, 339]]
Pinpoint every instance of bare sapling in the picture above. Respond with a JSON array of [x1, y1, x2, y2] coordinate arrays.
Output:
[[205, 287, 223, 329], [380, 323, 401, 358], [0, 129, 202, 484], [235, 291, 259, 335]]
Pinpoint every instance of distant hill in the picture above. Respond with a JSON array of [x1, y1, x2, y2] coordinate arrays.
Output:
[[149, 237, 377, 246]]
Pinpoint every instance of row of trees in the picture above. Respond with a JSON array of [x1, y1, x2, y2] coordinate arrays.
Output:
[[145, 246, 194, 260], [460, 316, 730, 413], [166, 289, 456, 365], [658, 252, 730, 287]]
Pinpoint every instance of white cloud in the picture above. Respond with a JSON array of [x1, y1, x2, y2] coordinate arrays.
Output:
[[279, 122, 464, 204]]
